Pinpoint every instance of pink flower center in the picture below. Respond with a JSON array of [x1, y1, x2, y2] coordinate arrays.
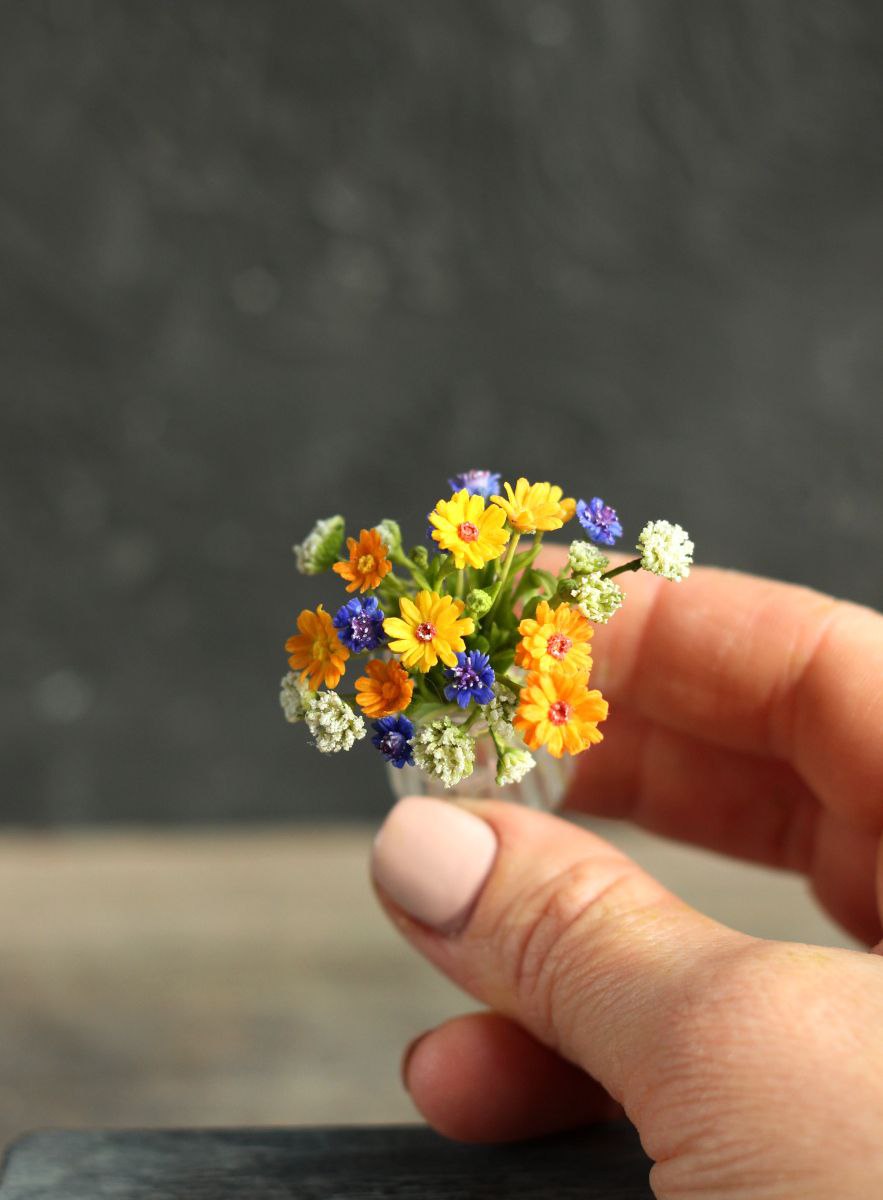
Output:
[[548, 700, 571, 726], [415, 621, 437, 643], [457, 521, 480, 543], [546, 633, 573, 660]]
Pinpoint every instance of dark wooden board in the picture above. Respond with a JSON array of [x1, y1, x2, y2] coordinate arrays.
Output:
[[0, 1124, 653, 1198]]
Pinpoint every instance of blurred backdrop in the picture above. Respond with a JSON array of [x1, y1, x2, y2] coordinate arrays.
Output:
[[2, 0, 882, 824]]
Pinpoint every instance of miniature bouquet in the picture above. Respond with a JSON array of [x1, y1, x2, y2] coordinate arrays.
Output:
[[280, 472, 694, 797]]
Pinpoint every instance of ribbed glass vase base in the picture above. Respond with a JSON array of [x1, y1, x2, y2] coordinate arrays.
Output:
[[387, 736, 574, 811]]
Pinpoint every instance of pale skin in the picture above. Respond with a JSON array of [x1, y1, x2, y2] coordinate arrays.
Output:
[[372, 551, 883, 1199]]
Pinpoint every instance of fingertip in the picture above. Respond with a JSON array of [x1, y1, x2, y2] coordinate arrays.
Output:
[[402, 1012, 622, 1144]]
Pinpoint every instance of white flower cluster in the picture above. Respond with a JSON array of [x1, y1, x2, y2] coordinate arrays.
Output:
[[412, 717, 475, 788], [564, 573, 624, 624], [568, 540, 610, 576], [495, 747, 535, 787], [305, 692, 366, 753], [638, 520, 694, 583], [279, 672, 315, 724], [482, 688, 518, 740], [293, 515, 345, 575]]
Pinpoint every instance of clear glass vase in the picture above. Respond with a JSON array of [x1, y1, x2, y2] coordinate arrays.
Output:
[[387, 734, 574, 811]]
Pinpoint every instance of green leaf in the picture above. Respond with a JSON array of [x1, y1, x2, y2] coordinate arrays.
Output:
[[491, 651, 515, 675], [531, 569, 559, 594], [520, 595, 541, 622], [406, 700, 455, 723]]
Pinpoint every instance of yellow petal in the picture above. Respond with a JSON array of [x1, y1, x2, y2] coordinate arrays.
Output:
[[399, 596, 421, 623]]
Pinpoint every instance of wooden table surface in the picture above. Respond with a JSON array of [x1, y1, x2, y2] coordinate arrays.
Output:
[[0, 820, 855, 1151]]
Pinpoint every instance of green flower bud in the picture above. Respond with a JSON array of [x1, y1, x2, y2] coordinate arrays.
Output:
[[466, 588, 493, 618], [373, 519, 402, 555], [556, 575, 578, 602], [410, 545, 430, 570], [293, 515, 345, 575]]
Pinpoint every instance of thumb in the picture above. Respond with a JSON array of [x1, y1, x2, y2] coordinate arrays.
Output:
[[371, 796, 742, 1110]]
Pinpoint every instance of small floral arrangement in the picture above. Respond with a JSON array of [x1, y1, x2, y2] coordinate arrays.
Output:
[[280, 473, 694, 791]]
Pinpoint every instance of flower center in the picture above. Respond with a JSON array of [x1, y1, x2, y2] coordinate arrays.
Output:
[[456, 664, 480, 689], [546, 633, 573, 660], [312, 639, 327, 661], [380, 732, 404, 757], [415, 621, 437, 643], [548, 700, 571, 726], [457, 521, 480, 543], [351, 614, 372, 643], [357, 554, 376, 573]]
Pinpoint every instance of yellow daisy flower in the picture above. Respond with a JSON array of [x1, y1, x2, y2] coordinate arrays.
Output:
[[383, 590, 475, 672], [429, 489, 510, 569], [285, 605, 349, 690], [514, 667, 608, 758], [491, 478, 576, 534], [515, 600, 593, 676]]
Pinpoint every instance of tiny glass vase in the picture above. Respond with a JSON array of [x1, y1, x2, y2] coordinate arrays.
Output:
[[387, 734, 574, 811]]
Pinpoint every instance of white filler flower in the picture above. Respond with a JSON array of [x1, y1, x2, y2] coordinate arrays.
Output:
[[293, 515, 345, 575], [305, 692, 366, 753], [567, 540, 610, 576], [566, 572, 624, 624], [279, 672, 315, 724], [496, 747, 536, 787], [482, 689, 518, 739], [412, 717, 475, 788], [638, 520, 694, 582]]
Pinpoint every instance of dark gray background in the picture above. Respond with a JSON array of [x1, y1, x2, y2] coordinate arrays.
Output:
[[2, 0, 881, 824]]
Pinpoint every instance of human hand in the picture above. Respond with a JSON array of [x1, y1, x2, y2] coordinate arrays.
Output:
[[370, 561, 883, 1199]]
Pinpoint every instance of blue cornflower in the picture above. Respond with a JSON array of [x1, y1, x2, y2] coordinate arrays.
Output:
[[443, 650, 495, 708], [576, 497, 623, 546], [332, 596, 387, 653], [372, 715, 415, 769], [448, 470, 502, 499]]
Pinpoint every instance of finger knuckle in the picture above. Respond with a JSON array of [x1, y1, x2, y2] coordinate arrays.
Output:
[[495, 856, 640, 1041]]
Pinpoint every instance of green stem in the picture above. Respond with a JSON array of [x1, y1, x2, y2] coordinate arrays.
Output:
[[511, 533, 544, 602], [381, 572, 408, 593], [486, 533, 522, 623], [602, 557, 642, 580], [391, 548, 432, 592], [498, 673, 523, 696], [455, 568, 465, 600], [462, 706, 482, 731]]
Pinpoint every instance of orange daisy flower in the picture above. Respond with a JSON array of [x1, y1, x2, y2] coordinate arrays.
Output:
[[514, 667, 608, 758], [515, 600, 593, 676], [354, 659, 414, 719], [333, 528, 392, 593], [285, 605, 349, 690]]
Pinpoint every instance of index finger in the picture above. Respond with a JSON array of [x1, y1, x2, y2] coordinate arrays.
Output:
[[538, 546, 883, 829]]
